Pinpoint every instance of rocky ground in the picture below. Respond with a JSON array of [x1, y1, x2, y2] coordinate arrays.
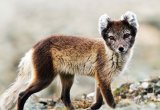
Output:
[[24, 77, 160, 110]]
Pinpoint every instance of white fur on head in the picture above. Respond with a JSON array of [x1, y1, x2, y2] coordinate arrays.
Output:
[[121, 11, 139, 29], [98, 14, 111, 34]]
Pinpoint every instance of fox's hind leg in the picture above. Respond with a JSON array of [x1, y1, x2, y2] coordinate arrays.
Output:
[[17, 75, 56, 110], [60, 74, 75, 110], [17, 46, 56, 110]]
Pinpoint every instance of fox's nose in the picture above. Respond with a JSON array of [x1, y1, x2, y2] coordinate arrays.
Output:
[[118, 47, 124, 52]]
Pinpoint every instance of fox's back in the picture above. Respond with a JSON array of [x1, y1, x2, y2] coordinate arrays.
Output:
[[34, 35, 106, 75]]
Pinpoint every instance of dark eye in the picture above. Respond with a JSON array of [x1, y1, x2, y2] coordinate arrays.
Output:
[[123, 33, 131, 39], [108, 36, 115, 41]]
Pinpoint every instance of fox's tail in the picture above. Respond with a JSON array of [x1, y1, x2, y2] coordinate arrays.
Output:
[[0, 49, 33, 110]]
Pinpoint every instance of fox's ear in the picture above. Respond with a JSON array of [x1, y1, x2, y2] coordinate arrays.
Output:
[[121, 11, 139, 30], [98, 14, 111, 35]]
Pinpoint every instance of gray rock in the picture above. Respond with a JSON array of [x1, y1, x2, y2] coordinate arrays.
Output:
[[155, 88, 160, 95], [143, 95, 148, 100], [141, 82, 150, 89], [129, 83, 140, 92], [157, 94, 160, 101], [147, 93, 155, 98], [156, 81, 160, 87], [134, 95, 142, 102]]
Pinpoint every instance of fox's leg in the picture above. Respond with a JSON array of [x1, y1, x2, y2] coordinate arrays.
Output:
[[60, 74, 75, 110], [17, 75, 55, 110], [17, 47, 56, 110], [95, 72, 116, 109], [89, 86, 103, 110]]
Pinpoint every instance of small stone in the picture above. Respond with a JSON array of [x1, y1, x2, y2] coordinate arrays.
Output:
[[156, 81, 160, 87], [87, 92, 95, 98], [47, 100, 56, 106], [147, 93, 154, 98], [129, 83, 140, 92], [82, 94, 87, 99], [157, 94, 160, 98], [147, 93, 157, 101], [143, 95, 148, 100], [157, 94, 160, 101], [141, 82, 149, 89], [134, 95, 141, 101]]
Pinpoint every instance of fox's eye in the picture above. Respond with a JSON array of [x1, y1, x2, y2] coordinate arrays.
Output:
[[123, 33, 131, 39], [108, 36, 115, 41]]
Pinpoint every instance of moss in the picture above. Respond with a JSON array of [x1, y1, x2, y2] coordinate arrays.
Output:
[[114, 83, 131, 96]]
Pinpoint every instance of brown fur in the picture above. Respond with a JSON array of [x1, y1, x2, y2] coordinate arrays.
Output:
[[17, 35, 131, 110]]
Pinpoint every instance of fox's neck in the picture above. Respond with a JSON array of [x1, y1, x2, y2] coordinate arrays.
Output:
[[105, 45, 133, 73]]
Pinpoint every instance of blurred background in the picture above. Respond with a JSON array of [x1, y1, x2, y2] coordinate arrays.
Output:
[[0, 0, 160, 100]]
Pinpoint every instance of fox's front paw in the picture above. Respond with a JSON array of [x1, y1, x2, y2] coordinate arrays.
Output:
[[110, 102, 116, 108], [90, 103, 102, 110]]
